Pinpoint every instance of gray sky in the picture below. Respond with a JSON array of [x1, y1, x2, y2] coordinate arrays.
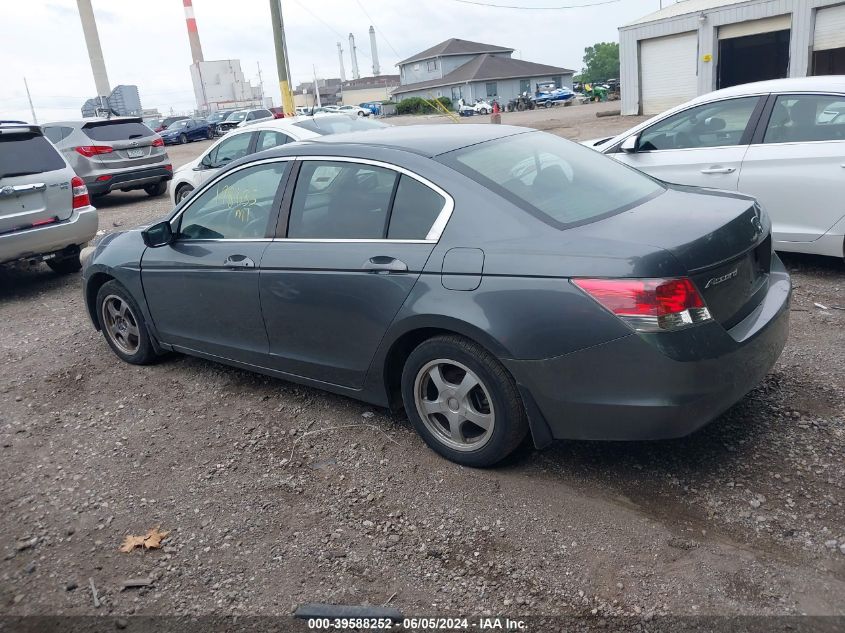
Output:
[[1, 0, 662, 122]]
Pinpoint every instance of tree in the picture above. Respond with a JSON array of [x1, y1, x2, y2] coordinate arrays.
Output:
[[580, 42, 619, 83]]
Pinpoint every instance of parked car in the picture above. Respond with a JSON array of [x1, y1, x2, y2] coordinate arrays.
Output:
[[359, 102, 382, 116], [153, 116, 189, 133], [532, 88, 575, 108], [158, 118, 213, 145], [216, 109, 274, 134], [169, 114, 387, 204], [42, 117, 172, 198], [337, 105, 371, 117], [268, 107, 286, 119], [458, 99, 492, 116], [583, 76, 845, 259], [205, 110, 237, 136], [143, 117, 163, 131], [84, 124, 790, 467], [1, 123, 97, 273]]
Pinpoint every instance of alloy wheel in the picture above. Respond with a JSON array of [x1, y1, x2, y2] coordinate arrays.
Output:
[[101, 294, 141, 355], [414, 359, 495, 452]]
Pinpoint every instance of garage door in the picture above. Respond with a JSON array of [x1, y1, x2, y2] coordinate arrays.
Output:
[[640, 32, 698, 115], [814, 4, 845, 51]]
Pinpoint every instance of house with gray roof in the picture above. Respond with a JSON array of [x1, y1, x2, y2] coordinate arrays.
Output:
[[394, 38, 574, 105]]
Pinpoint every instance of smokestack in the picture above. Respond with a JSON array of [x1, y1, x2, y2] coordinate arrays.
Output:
[[369, 26, 380, 77], [76, 0, 111, 98], [337, 42, 346, 82], [183, 0, 204, 63], [349, 33, 360, 80]]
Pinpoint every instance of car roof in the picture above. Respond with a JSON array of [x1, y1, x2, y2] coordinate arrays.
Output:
[[688, 75, 845, 105], [42, 116, 143, 126], [302, 123, 531, 157]]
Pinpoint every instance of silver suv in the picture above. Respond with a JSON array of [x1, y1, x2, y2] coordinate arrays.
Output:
[[42, 117, 172, 198], [0, 123, 98, 273]]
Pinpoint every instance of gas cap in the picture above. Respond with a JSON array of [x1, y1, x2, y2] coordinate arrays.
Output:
[[441, 247, 484, 291]]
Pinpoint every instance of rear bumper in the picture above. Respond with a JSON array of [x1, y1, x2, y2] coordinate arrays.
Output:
[[0, 205, 98, 265], [505, 256, 791, 441], [86, 166, 172, 195]]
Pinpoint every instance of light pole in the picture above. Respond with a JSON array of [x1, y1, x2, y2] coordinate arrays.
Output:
[[269, 0, 295, 115]]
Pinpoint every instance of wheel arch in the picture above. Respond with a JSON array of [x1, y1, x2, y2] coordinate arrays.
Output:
[[85, 271, 115, 330]]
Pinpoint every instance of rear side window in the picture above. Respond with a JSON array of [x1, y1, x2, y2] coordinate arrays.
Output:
[[83, 121, 153, 141], [43, 126, 72, 144], [0, 133, 65, 178], [256, 130, 290, 151], [387, 176, 445, 239], [763, 94, 845, 143], [440, 131, 663, 229]]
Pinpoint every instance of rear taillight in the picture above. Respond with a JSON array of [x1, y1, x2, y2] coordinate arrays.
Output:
[[152, 137, 164, 147], [71, 176, 90, 209], [164, 164, 172, 171], [573, 277, 711, 332], [75, 145, 113, 157]]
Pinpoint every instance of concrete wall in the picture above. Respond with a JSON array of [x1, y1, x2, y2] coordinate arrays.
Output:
[[341, 86, 395, 105], [620, 0, 844, 115]]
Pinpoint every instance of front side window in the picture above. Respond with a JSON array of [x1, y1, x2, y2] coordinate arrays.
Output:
[[763, 94, 845, 143], [256, 130, 291, 151], [178, 162, 287, 240], [288, 161, 398, 239], [637, 96, 760, 151], [440, 131, 663, 229], [207, 132, 252, 168]]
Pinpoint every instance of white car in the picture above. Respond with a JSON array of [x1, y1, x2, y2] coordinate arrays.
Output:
[[336, 105, 370, 117], [215, 108, 275, 135], [169, 115, 388, 205], [584, 77, 845, 259]]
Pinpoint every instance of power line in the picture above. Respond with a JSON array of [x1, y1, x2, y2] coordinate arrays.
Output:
[[290, 0, 372, 61], [442, 0, 621, 9]]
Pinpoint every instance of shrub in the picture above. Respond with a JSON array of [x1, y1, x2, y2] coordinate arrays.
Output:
[[395, 96, 453, 115]]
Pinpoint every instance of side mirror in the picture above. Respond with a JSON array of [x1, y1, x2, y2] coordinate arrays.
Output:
[[142, 220, 174, 248], [196, 154, 213, 170], [620, 134, 639, 153]]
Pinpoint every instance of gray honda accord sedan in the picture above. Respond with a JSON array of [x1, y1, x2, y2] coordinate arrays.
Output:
[[82, 125, 791, 467]]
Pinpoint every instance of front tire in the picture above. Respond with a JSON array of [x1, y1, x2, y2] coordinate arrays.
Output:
[[175, 184, 194, 203], [47, 255, 82, 274], [144, 181, 167, 197], [401, 335, 528, 467], [179, 133, 188, 144], [96, 280, 157, 365]]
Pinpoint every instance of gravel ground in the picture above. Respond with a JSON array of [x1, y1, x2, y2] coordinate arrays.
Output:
[[1, 109, 843, 624]]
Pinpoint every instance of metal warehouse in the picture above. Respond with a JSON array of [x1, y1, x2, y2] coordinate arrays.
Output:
[[620, 0, 845, 115]]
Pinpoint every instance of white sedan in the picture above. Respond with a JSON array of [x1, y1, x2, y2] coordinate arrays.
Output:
[[169, 115, 387, 205], [584, 77, 845, 259], [336, 105, 371, 117]]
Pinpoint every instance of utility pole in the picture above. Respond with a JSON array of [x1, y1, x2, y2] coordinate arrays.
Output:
[[313, 66, 322, 108], [257, 61, 265, 102], [269, 0, 295, 115], [76, 0, 111, 104], [23, 78, 37, 124]]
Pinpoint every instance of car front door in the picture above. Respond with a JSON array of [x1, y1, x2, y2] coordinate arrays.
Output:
[[738, 93, 845, 244], [259, 158, 452, 388], [611, 96, 764, 189], [197, 131, 255, 187], [141, 158, 290, 364]]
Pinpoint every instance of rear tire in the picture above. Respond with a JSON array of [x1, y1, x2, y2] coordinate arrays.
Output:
[[206, 128, 213, 139], [46, 255, 82, 274], [478, 107, 488, 115], [544, 101, 552, 109], [401, 335, 528, 467], [96, 280, 157, 365], [144, 181, 167, 197]]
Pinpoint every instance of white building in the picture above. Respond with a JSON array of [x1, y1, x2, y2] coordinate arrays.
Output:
[[190, 59, 263, 113], [619, 0, 845, 115]]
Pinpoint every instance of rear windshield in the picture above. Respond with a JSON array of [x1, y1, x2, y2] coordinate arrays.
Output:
[[83, 121, 153, 141], [293, 116, 387, 135], [0, 133, 65, 178], [438, 131, 664, 229]]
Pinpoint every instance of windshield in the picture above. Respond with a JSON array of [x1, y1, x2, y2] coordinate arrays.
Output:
[[207, 112, 228, 122], [293, 116, 387, 135], [166, 120, 189, 130], [439, 131, 664, 229], [226, 111, 247, 122]]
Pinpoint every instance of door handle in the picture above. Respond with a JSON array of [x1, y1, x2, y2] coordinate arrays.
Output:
[[363, 256, 408, 273], [223, 255, 255, 269], [700, 166, 736, 174]]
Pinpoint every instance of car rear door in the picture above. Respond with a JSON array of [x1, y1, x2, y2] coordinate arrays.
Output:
[[0, 127, 73, 235], [738, 92, 845, 244], [611, 96, 765, 189], [141, 158, 291, 364], [259, 157, 452, 388]]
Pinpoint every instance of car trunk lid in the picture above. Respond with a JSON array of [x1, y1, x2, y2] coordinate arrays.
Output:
[[585, 186, 772, 328], [0, 128, 74, 233]]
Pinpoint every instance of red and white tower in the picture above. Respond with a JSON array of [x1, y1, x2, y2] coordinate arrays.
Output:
[[183, 0, 205, 63]]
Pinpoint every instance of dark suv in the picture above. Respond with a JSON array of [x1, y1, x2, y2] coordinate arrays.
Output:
[[42, 118, 172, 198]]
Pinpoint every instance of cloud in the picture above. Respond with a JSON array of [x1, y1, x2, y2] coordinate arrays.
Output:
[[1, 0, 656, 122]]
